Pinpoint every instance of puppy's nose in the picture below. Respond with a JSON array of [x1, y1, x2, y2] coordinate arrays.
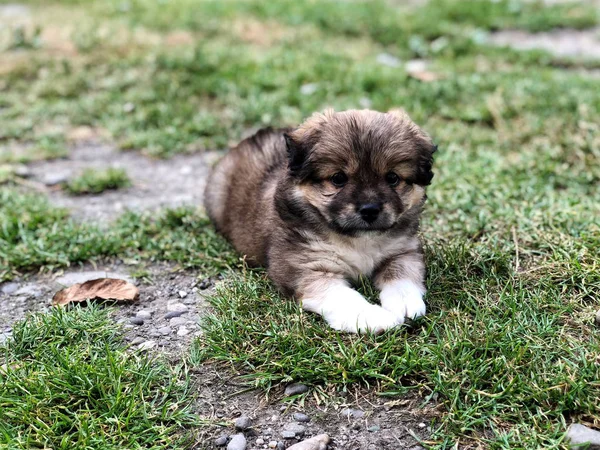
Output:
[[358, 203, 381, 223]]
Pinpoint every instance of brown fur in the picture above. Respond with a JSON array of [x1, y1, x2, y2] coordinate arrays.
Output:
[[205, 109, 436, 331]]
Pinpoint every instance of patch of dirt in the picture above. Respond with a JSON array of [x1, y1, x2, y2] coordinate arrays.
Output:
[[193, 364, 435, 450], [0, 262, 212, 353], [489, 27, 600, 60], [24, 139, 220, 222]]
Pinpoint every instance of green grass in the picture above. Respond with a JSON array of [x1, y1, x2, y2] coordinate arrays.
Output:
[[0, 189, 238, 281], [0, 305, 198, 449], [65, 167, 131, 195], [0, 0, 599, 448]]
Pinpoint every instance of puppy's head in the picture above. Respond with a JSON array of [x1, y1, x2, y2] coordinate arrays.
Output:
[[284, 109, 436, 235]]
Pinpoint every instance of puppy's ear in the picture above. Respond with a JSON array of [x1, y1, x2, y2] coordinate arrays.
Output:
[[415, 141, 436, 186], [284, 133, 309, 175]]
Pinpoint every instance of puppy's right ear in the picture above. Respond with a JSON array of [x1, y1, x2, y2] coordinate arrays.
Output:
[[284, 133, 309, 175]]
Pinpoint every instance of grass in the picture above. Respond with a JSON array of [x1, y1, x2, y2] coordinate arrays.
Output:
[[0, 190, 238, 281], [0, 304, 198, 449], [0, 0, 599, 448], [65, 167, 131, 195]]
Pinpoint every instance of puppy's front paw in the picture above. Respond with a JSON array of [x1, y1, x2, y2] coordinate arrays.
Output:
[[326, 302, 403, 334], [379, 280, 426, 320]]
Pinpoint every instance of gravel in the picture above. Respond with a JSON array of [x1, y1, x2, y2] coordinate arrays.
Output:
[[566, 424, 600, 449], [284, 383, 309, 397], [164, 310, 186, 319], [157, 326, 172, 336], [293, 412, 310, 423], [136, 310, 152, 320], [215, 434, 229, 446], [227, 433, 247, 450], [129, 317, 144, 325], [235, 415, 251, 430]]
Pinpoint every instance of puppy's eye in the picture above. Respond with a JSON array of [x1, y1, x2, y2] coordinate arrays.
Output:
[[330, 172, 348, 187], [385, 172, 400, 187]]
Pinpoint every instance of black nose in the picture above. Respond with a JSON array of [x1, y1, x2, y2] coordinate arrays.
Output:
[[358, 203, 381, 223]]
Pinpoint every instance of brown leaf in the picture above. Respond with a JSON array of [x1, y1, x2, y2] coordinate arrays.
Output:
[[52, 278, 139, 306], [408, 70, 440, 82]]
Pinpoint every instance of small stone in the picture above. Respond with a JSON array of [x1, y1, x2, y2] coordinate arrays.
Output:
[[567, 423, 600, 449], [595, 310, 600, 326], [42, 171, 71, 186], [123, 102, 135, 113], [283, 423, 306, 437], [198, 279, 211, 290], [235, 415, 251, 430], [300, 83, 318, 95], [170, 318, 186, 329], [284, 383, 308, 397], [137, 340, 156, 351], [167, 302, 188, 313], [418, 422, 426, 428], [287, 434, 330, 450], [256, 438, 265, 445], [157, 326, 172, 336], [340, 408, 365, 419], [0, 282, 19, 295], [130, 317, 144, 326], [165, 310, 186, 320], [282, 431, 296, 439], [276, 443, 285, 450], [367, 425, 380, 432], [293, 413, 310, 423], [227, 433, 247, 450], [178, 290, 188, 298], [215, 434, 229, 446], [130, 337, 145, 345], [268, 442, 278, 449], [376, 52, 401, 67], [177, 326, 190, 336], [136, 310, 152, 320]]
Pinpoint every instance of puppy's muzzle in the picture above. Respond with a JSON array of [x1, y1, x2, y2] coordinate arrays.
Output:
[[358, 203, 382, 224]]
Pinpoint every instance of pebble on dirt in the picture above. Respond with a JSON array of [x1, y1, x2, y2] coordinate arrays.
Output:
[[215, 434, 229, 446], [287, 434, 330, 450], [178, 290, 187, 298], [157, 326, 172, 335], [566, 423, 600, 449], [293, 412, 310, 423], [341, 408, 365, 419], [129, 317, 144, 325], [136, 310, 152, 320], [234, 415, 251, 430], [284, 383, 308, 396], [165, 310, 186, 319], [283, 423, 306, 438], [137, 340, 156, 351], [227, 433, 247, 450], [166, 302, 188, 312]]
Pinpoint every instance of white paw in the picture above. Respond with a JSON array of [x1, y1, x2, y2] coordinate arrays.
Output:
[[325, 302, 403, 334], [379, 279, 426, 320], [301, 281, 403, 334]]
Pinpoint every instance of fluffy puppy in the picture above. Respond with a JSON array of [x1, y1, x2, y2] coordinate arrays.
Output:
[[205, 109, 436, 333]]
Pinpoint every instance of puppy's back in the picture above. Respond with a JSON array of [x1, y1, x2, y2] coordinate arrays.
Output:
[[204, 128, 289, 265]]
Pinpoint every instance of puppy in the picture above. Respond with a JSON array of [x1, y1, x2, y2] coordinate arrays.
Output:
[[205, 109, 436, 333]]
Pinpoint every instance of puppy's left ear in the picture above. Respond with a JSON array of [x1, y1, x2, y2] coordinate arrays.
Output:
[[284, 133, 310, 176], [415, 140, 437, 186]]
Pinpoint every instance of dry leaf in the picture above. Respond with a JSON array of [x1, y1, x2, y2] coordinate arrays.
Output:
[[52, 278, 139, 306], [408, 70, 440, 82]]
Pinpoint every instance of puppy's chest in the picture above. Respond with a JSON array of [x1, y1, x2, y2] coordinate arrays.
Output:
[[307, 233, 409, 278]]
